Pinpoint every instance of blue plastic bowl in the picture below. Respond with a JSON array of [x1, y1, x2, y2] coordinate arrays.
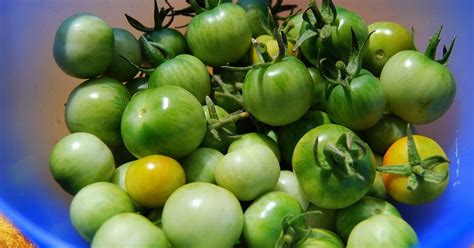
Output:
[[1, 0, 473, 247]]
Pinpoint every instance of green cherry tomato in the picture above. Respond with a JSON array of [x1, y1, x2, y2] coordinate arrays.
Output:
[[70, 182, 135, 241], [125, 77, 149, 96], [65, 77, 130, 149], [149, 28, 187, 57], [228, 132, 280, 162], [91, 213, 170, 248], [363, 22, 415, 76], [180, 147, 224, 183], [201, 105, 237, 153], [346, 214, 418, 248], [335, 196, 401, 241], [380, 50, 456, 124], [215, 144, 280, 201], [326, 70, 386, 131], [292, 124, 376, 209], [308, 67, 330, 111], [104, 28, 142, 82], [238, 0, 270, 37], [298, 228, 344, 248], [304, 204, 337, 231], [243, 56, 313, 126], [360, 114, 413, 154], [243, 191, 303, 248], [162, 182, 243, 248], [273, 170, 310, 210], [49, 132, 115, 195], [53, 13, 114, 79], [278, 111, 331, 167], [121, 85, 207, 159], [186, 3, 252, 66], [125, 155, 185, 208], [148, 54, 211, 104]]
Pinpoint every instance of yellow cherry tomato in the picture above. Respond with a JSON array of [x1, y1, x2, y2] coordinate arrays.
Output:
[[249, 35, 296, 64], [125, 155, 185, 208], [382, 135, 449, 205]]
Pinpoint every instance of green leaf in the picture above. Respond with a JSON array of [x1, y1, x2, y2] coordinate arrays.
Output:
[[313, 138, 331, 171], [376, 164, 412, 175], [436, 36, 457, 65], [407, 173, 419, 191], [320, 0, 336, 24], [424, 26, 443, 60], [406, 124, 421, 166], [294, 29, 318, 51], [125, 14, 155, 32], [421, 155, 450, 170], [423, 170, 448, 184]]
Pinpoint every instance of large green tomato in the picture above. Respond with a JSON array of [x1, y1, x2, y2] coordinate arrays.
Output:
[[53, 13, 114, 79], [65, 77, 130, 149], [335, 196, 401, 241], [243, 57, 313, 126], [121, 85, 207, 159], [49, 132, 115, 195], [70, 182, 135, 241], [215, 144, 280, 201], [91, 213, 170, 248], [186, 3, 252, 66], [326, 70, 386, 131], [148, 54, 211, 104], [380, 50, 456, 124], [243, 191, 302, 248], [104, 28, 141, 82], [292, 124, 376, 209], [346, 214, 418, 248], [162, 182, 243, 248], [363, 21, 415, 76]]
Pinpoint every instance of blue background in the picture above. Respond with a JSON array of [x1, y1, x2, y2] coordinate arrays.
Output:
[[0, 0, 473, 247]]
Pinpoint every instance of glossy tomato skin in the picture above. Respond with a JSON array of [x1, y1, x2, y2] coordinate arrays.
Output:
[[278, 111, 331, 167], [162, 182, 243, 248], [298, 228, 344, 248], [125, 155, 185, 208], [65, 77, 130, 149], [91, 213, 170, 248], [201, 105, 237, 152], [292, 124, 376, 209], [49, 132, 115, 195], [383, 135, 449, 205], [148, 54, 210, 104], [186, 3, 252, 66], [104, 28, 141, 82], [121, 85, 207, 159], [215, 144, 280, 201], [335, 196, 401, 241], [53, 13, 114, 79], [363, 22, 415, 76], [180, 147, 224, 183], [243, 56, 313, 126], [228, 132, 280, 161], [70, 182, 135, 241], [273, 170, 310, 210], [346, 214, 418, 248], [238, 0, 270, 37], [326, 70, 386, 131], [324, 7, 369, 60], [149, 28, 187, 57], [243, 191, 303, 248], [361, 114, 412, 155], [380, 50, 456, 124]]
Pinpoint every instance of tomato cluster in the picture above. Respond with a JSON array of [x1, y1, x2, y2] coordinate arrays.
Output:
[[49, 0, 456, 247]]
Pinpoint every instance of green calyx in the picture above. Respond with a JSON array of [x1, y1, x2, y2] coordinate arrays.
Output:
[[293, 0, 336, 51], [205, 96, 248, 141], [125, 0, 175, 32], [319, 28, 371, 90], [275, 211, 323, 248], [424, 26, 457, 65], [313, 132, 367, 177], [376, 124, 449, 191]]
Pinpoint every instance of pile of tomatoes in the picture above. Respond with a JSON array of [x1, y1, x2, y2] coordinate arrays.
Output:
[[49, 0, 456, 247]]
